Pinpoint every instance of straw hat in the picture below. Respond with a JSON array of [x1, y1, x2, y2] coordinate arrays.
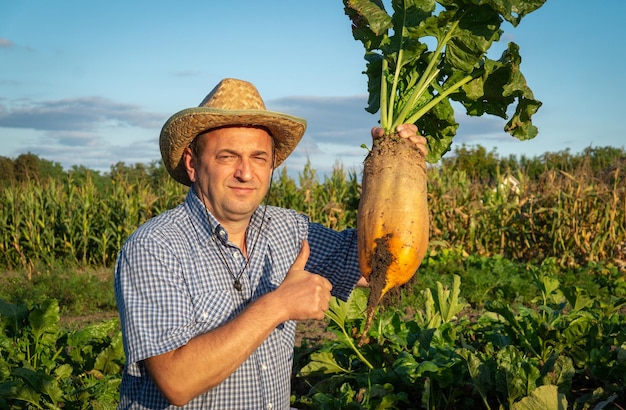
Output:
[[160, 78, 307, 186]]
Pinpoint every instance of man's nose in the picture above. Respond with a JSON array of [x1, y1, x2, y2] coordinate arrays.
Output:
[[234, 158, 252, 181]]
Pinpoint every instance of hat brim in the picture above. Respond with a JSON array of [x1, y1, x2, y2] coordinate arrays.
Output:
[[160, 107, 307, 186]]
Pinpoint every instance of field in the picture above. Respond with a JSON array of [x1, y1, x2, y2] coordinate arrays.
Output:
[[0, 145, 625, 409]]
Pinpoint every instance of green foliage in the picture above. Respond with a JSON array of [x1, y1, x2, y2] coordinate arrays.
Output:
[[269, 160, 361, 231], [343, 0, 545, 161], [0, 265, 116, 318], [0, 250, 623, 408], [1, 146, 624, 408], [0, 166, 186, 270], [1, 146, 625, 271], [0, 298, 122, 409], [0, 153, 65, 188], [292, 268, 626, 409], [427, 145, 626, 267]]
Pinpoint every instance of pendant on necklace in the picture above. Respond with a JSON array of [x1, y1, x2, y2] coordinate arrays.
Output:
[[233, 279, 243, 292]]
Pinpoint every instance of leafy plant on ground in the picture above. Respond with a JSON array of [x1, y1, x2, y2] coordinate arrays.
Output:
[[0, 264, 116, 319], [0, 298, 123, 409], [292, 270, 626, 409]]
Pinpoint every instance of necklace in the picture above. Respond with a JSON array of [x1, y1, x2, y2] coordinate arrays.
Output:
[[198, 166, 274, 292], [211, 226, 256, 292], [203, 197, 269, 293]]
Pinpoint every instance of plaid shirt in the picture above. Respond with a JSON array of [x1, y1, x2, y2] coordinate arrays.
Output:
[[115, 189, 361, 409]]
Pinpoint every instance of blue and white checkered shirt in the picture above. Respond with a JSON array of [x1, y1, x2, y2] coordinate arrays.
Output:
[[114, 189, 361, 409]]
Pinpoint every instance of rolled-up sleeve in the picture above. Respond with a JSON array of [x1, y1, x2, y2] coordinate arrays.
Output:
[[115, 234, 198, 368], [305, 222, 361, 301]]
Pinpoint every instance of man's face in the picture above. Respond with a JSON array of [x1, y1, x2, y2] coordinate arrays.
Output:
[[184, 126, 274, 225]]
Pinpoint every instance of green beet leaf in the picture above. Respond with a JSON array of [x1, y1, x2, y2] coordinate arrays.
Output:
[[343, 0, 546, 162], [511, 385, 568, 410], [297, 351, 349, 376]]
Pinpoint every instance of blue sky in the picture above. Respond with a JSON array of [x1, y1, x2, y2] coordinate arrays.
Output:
[[1, 1, 625, 176]]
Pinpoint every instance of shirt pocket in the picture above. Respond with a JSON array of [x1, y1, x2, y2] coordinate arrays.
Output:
[[191, 291, 235, 333], [279, 320, 297, 350]]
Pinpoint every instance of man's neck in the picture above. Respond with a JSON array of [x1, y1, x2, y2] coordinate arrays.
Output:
[[220, 221, 250, 257]]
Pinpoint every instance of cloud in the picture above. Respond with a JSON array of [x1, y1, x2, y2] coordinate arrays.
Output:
[[0, 37, 35, 52], [0, 97, 165, 172], [0, 38, 14, 48], [10, 130, 160, 173], [0, 97, 164, 131], [47, 130, 101, 147], [0, 93, 523, 175], [269, 95, 371, 153], [269, 95, 373, 143], [267, 95, 375, 174], [455, 112, 510, 143], [268, 95, 517, 173]]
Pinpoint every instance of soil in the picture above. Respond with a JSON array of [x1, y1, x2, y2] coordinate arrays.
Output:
[[295, 319, 335, 347], [60, 311, 119, 330], [60, 311, 333, 348]]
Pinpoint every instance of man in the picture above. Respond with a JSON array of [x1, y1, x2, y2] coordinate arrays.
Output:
[[114, 78, 427, 409]]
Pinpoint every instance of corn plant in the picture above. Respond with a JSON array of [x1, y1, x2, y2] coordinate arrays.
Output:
[[0, 148, 624, 272]]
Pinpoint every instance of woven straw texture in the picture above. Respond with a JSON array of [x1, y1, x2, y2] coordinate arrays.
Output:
[[160, 78, 307, 186]]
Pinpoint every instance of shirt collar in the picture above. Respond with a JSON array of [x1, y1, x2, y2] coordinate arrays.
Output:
[[185, 187, 271, 244]]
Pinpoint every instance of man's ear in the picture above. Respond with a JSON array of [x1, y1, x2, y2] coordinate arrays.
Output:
[[183, 147, 197, 184]]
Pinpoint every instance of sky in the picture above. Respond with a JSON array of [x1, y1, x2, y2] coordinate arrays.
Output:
[[1, 0, 625, 177]]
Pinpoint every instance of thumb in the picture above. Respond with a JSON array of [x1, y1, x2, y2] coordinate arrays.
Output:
[[291, 240, 310, 271], [371, 126, 384, 140]]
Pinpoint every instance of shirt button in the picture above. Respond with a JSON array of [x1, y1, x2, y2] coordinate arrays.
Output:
[[261, 363, 267, 371], [266, 403, 273, 409]]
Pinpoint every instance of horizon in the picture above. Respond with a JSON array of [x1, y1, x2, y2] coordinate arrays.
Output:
[[2, 1, 625, 176]]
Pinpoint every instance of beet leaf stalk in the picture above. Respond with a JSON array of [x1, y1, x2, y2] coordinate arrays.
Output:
[[344, 0, 547, 162]]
